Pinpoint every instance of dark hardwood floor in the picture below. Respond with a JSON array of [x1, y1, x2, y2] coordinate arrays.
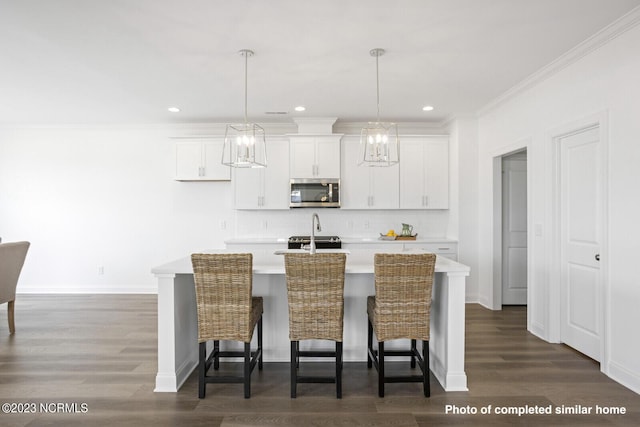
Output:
[[1, 295, 638, 426]]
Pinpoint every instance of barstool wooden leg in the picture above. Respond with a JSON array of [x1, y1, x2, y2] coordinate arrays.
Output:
[[410, 339, 417, 368], [336, 341, 343, 399], [258, 316, 263, 370], [198, 342, 206, 398], [8, 300, 15, 334], [213, 340, 220, 370], [367, 319, 373, 369], [378, 341, 385, 397], [423, 340, 430, 397], [244, 342, 251, 399], [290, 341, 297, 398]]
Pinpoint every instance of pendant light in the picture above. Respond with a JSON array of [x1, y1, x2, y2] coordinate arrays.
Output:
[[222, 49, 267, 168], [359, 48, 399, 166]]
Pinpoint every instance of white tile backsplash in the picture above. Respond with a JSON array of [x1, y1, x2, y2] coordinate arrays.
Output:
[[233, 209, 450, 239]]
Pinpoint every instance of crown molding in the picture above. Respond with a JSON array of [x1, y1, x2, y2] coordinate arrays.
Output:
[[478, 5, 640, 117], [333, 120, 448, 135]]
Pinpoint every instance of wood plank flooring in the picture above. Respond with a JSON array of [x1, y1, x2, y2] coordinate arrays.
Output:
[[0, 295, 638, 426]]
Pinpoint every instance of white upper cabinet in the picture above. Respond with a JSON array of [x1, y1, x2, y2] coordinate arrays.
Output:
[[289, 135, 341, 178], [340, 137, 399, 209], [175, 138, 231, 181], [399, 136, 449, 209], [234, 138, 290, 209]]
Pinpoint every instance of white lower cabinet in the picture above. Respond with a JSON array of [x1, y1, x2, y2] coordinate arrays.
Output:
[[401, 241, 458, 261], [233, 138, 290, 209], [340, 137, 399, 209], [341, 240, 458, 260]]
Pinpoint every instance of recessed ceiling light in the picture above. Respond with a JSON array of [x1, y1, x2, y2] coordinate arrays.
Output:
[[294, 106, 306, 112], [167, 107, 180, 113], [422, 105, 434, 111]]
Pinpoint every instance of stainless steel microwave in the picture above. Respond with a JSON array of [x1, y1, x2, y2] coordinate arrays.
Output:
[[290, 178, 340, 208]]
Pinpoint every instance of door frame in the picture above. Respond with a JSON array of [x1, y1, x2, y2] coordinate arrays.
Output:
[[501, 150, 528, 305], [491, 140, 531, 313], [548, 111, 609, 369]]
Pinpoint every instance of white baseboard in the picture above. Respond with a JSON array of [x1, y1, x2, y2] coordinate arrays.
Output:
[[607, 360, 640, 395], [17, 285, 158, 294]]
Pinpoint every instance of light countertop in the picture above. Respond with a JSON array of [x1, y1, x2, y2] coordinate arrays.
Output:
[[224, 236, 458, 245], [152, 249, 469, 276]]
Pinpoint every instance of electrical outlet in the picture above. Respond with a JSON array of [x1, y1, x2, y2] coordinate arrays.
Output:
[[220, 220, 227, 230], [98, 266, 104, 275], [364, 220, 370, 229]]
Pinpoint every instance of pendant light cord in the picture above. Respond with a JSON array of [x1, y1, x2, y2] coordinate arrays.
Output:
[[239, 49, 254, 124], [376, 51, 380, 123], [370, 48, 385, 123], [244, 50, 248, 124]]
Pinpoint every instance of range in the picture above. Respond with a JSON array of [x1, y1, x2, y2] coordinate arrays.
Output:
[[288, 235, 342, 250]]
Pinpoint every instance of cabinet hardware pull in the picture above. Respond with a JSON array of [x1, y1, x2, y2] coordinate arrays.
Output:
[[595, 254, 600, 261]]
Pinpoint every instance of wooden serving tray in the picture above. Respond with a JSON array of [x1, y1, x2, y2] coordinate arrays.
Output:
[[395, 234, 418, 240]]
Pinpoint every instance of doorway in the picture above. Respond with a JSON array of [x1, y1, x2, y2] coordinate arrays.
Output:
[[501, 150, 528, 305], [491, 144, 530, 311]]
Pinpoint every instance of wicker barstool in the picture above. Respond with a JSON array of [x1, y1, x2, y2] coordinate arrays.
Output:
[[284, 253, 346, 398], [191, 253, 263, 399], [367, 253, 436, 397]]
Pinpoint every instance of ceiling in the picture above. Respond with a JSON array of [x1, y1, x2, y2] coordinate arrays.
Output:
[[2, 0, 639, 126]]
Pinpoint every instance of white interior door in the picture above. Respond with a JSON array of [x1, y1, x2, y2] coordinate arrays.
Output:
[[560, 126, 602, 361], [502, 152, 528, 305]]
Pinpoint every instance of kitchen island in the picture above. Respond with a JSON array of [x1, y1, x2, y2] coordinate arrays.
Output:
[[151, 248, 470, 393]]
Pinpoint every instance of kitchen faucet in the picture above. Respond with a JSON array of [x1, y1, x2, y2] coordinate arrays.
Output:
[[310, 213, 321, 254]]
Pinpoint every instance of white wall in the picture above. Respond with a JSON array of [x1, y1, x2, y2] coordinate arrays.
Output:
[[475, 21, 640, 393], [448, 117, 479, 301], [0, 126, 236, 293], [0, 125, 455, 294]]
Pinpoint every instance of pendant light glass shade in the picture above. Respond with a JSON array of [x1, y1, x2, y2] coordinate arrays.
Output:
[[222, 49, 267, 168], [359, 48, 399, 167]]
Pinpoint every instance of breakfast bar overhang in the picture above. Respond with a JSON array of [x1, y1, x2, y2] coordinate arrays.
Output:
[[151, 250, 470, 393]]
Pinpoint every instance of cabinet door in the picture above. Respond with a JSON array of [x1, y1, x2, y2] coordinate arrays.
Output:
[[370, 164, 399, 209], [202, 140, 231, 181], [399, 137, 449, 209], [233, 168, 263, 209], [175, 139, 230, 181], [290, 138, 316, 178], [340, 138, 371, 209], [423, 138, 449, 209], [234, 138, 290, 210], [175, 141, 203, 180], [261, 139, 290, 209], [315, 137, 341, 178], [399, 138, 426, 208]]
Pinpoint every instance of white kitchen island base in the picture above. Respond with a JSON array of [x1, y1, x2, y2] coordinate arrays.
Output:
[[151, 250, 470, 393]]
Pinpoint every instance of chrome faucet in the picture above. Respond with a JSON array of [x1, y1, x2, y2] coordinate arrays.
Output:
[[310, 213, 321, 254]]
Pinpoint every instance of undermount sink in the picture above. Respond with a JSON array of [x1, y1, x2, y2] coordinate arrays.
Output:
[[274, 249, 351, 255]]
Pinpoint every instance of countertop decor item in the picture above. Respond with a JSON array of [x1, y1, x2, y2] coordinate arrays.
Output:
[[395, 234, 418, 240], [378, 235, 396, 241]]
